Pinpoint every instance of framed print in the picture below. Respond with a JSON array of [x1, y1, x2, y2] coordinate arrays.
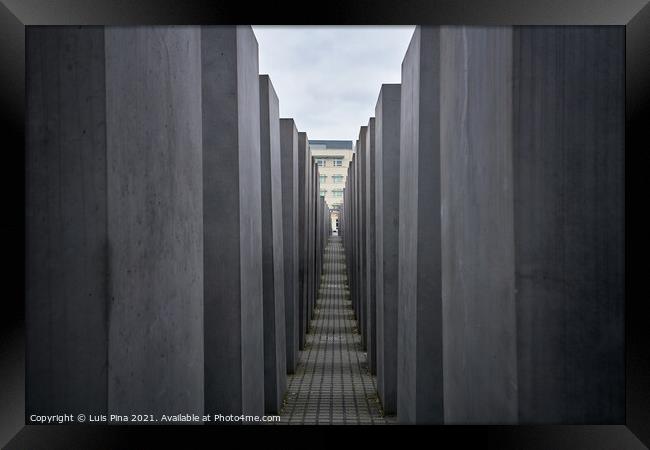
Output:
[[0, 1, 647, 448]]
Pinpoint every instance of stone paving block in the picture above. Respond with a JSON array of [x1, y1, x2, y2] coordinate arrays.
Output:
[[279, 237, 385, 425]]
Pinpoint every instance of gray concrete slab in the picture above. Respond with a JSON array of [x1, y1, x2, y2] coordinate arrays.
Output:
[[26, 26, 108, 416], [313, 164, 319, 316], [313, 169, 316, 301], [513, 26, 625, 423], [312, 164, 315, 324], [439, 26, 517, 424], [259, 75, 287, 413], [202, 25, 264, 416], [298, 131, 309, 349], [105, 26, 204, 418], [317, 194, 322, 298], [346, 155, 357, 319], [350, 155, 356, 309], [348, 155, 355, 316], [308, 162, 315, 327], [317, 191, 323, 297], [280, 119, 300, 373], [397, 26, 444, 424], [354, 146, 361, 326], [357, 127, 368, 350], [365, 118, 377, 375], [374, 83, 401, 415]]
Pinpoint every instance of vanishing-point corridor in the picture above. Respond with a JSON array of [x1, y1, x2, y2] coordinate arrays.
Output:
[[279, 237, 387, 424], [22, 25, 625, 430]]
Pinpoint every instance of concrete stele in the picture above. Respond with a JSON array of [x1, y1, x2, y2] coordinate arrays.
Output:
[[259, 74, 287, 413], [202, 25, 264, 416]]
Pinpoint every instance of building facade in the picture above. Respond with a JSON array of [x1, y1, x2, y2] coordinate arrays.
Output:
[[309, 140, 353, 233], [309, 140, 353, 209]]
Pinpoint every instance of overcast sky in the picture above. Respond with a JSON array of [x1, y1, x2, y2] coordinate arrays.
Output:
[[253, 26, 415, 142]]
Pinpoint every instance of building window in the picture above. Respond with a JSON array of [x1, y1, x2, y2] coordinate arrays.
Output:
[[319, 175, 327, 183], [332, 175, 344, 183], [332, 190, 343, 197], [316, 159, 326, 167], [333, 159, 343, 167], [320, 189, 327, 196]]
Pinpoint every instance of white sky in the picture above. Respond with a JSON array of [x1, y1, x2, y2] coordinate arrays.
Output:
[[253, 26, 415, 142]]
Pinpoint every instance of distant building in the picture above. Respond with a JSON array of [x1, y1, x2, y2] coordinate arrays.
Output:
[[309, 140, 353, 233], [310, 139, 353, 207]]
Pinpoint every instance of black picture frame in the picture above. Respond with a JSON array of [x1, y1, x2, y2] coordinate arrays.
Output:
[[1, 1, 647, 448]]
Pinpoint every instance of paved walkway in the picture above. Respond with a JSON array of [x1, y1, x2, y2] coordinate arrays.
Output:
[[278, 236, 386, 425]]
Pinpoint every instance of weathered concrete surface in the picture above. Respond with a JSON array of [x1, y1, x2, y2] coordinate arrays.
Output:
[[357, 127, 368, 350], [513, 26, 625, 423], [354, 144, 361, 327], [298, 131, 309, 349], [259, 75, 287, 413], [26, 26, 108, 416], [280, 118, 300, 373], [350, 145, 356, 319], [307, 161, 315, 328], [365, 118, 377, 375], [349, 150, 356, 319], [439, 26, 517, 424], [202, 25, 264, 416], [316, 182, 323, 303], [312, 164, 315, 319], [312, 164, 320, 318], [346, 154, 357, 319], [349, 151, 356, 319], [105, 26, 204, 417], [374, 84, 401, 415], [397, 26, 444, 424], [316, 192, 322, 304]]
